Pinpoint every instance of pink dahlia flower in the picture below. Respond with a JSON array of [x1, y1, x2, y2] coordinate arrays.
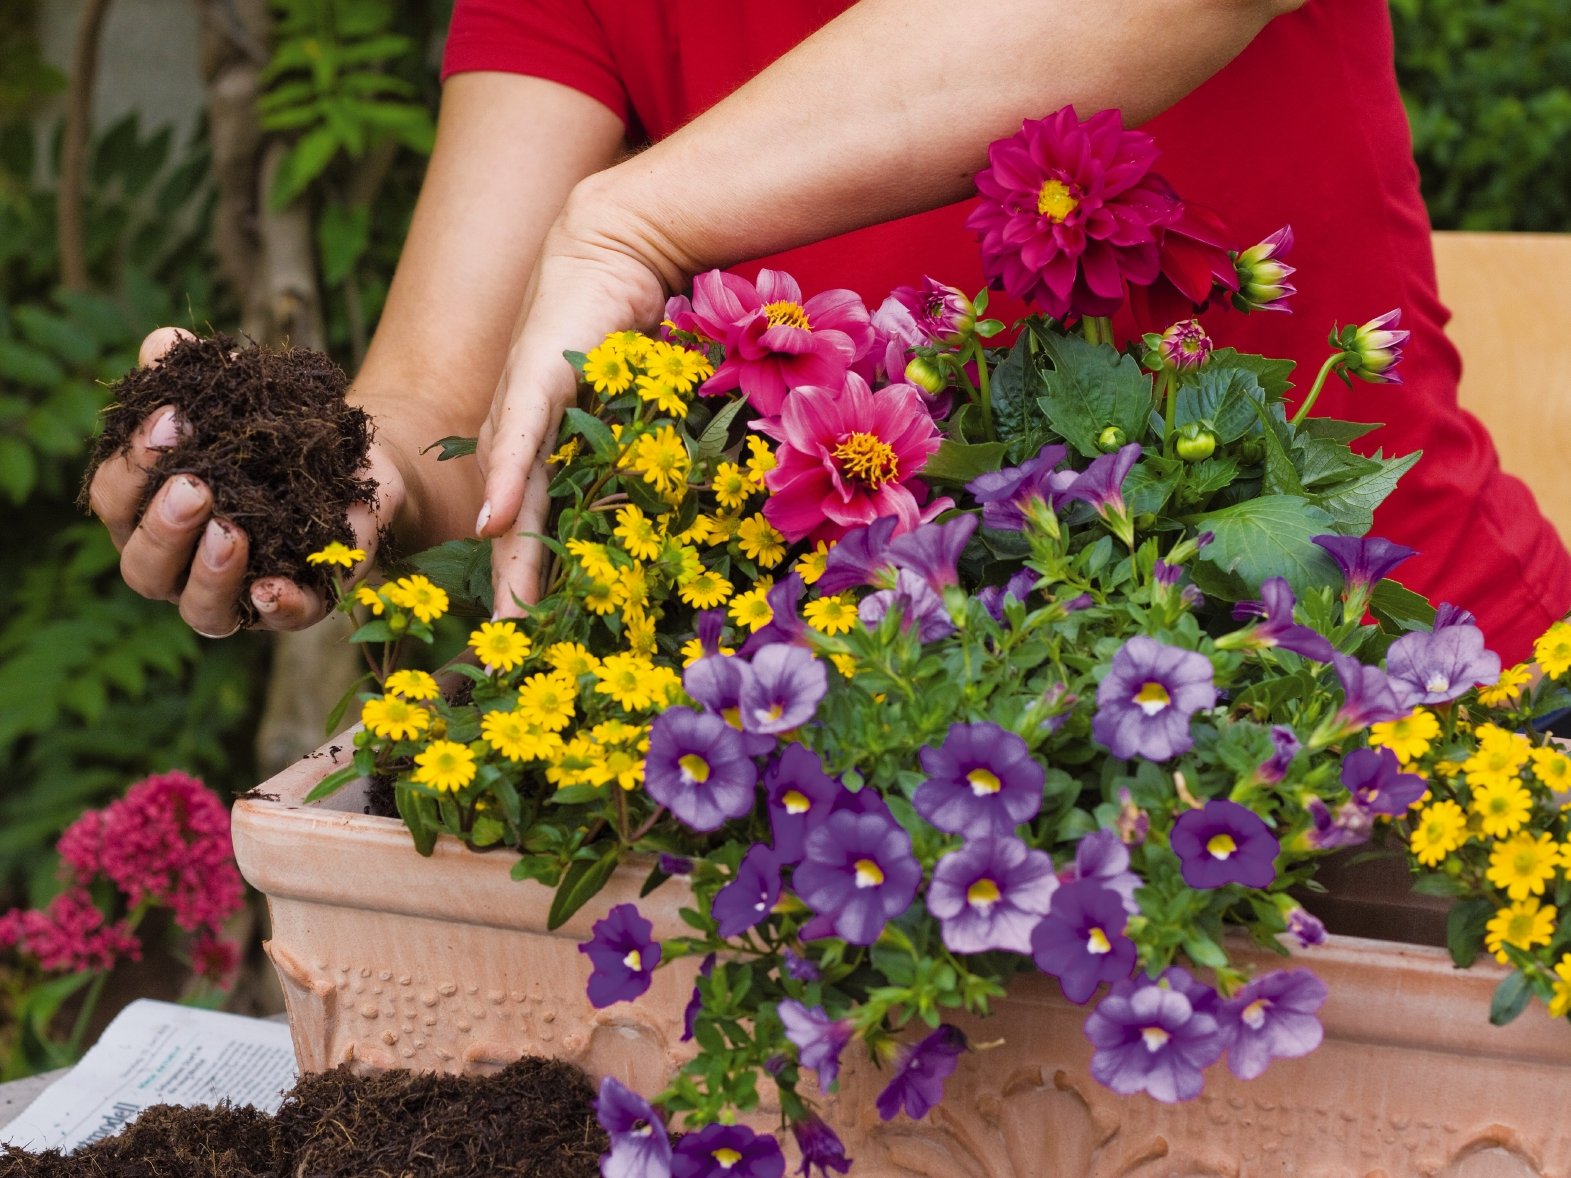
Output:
[[967, 106, 1179, 320], [758, 372, 951, 543], [688, 268, 874, 417]]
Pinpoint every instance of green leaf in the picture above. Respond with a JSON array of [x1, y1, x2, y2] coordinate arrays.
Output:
[[1182, 934, 1229, 969], [1036, 332, 1155, 458], [424, 435, 478, 462], [561, 407, 618, 462], [695, 396, 747, 465], [921, 439, 1007, 484], [395, 782, 438, 857], [0, 435, 39, 502], [349, 618, 396, 643], [547, 844, 622, 930], [1370, 579, 1437, 633], [1205, 348, 1296, 401], [0, 339, 65, 388], [1190, 495, 1341, 600], [989, 334, 1039, 445], [1309, 449, 1422, 534], [1445, 897, 1493, 969], [1489, 970, 1533, 1027], [408, 539, 492, 612], [270, 125, 339, 209], [303, 764, 361, 804], [317, 199, 371, 286], [1173, 365, 1266, 443]]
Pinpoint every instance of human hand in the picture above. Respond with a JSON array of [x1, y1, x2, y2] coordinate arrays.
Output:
[[475, 179, 681, 614], [86, 327, 404, 636]]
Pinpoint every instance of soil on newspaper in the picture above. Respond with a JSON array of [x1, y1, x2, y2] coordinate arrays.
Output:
[[0, 1055, 607, 1177], [78, 334, 377, 622]]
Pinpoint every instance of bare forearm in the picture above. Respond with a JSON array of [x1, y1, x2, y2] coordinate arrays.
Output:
[[595, 0, 1302, 282]]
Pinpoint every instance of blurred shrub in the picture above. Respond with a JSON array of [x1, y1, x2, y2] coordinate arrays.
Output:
[[1392, 0, 1571, 231]]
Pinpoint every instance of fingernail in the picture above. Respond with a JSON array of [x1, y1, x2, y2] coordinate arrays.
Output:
[[161, 476, 206, 526], [200, 519, 236, 569], [475, 500, 492, 534], [251, 581, 280, 614], [147, 407, 182, 450]]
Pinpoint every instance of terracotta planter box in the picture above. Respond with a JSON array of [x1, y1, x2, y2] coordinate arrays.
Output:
[[234, 739, 1571, 1177]]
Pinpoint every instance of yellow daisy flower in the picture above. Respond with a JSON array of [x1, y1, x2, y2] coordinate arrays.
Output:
[[729, 584, 775, 632], [1534, 621, 1571, 680], [744, 436, 777, 485], [1549, 954, 1571, 1019], [582, 341, 636, 396], [607, 329, 654, 365], [1487, 831, 1562, 901], [411, 740, 477, 792], [645, 340, 712, 391], [634, 374, 688, 418], [385, 575, 449, 623], [1471, 779, 1533, 838], [712, 462, 753, 510], [681, 636, 735, 667], [1484, 898, 1557, 964], [468, 620, 531, 673], [628, 426, 690, 497], [306, 541, 365, 569], [678, 515, 715, 545], [615, 563, 652, 610], [624, 608, 658, 656], [804, 594, 859, 636], [737, 515, 787, 567], [1463, 729, 1531, 792], [678, 567, 734, 609], [383, 669, 440, 701], [361, 695, 430, 742], [1477, 664, 1533, 708], [829, 652, 859, 680], [1410, 799, 1467, 867], [566, 539, 619, 585], [517, 671, 578, 732], [583, 582, 619, 616], [548, 437, 582, 466], [481, 709, 561, 762], [545, 734, 603, 790], [706, 510, 743, 547], [544, 642, 600, 678], [594, 652, 658, 711], [353, 584, 386, 616], [1531, 746, 1571, 793], [794, 541, 833, 586], [1368, 709, 1440, 764]]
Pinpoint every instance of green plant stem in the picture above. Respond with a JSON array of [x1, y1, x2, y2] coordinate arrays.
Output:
[[1158, 368, 1178, 456], [1289, 353, 1345, 426], [971, 340, 995, 440], [62, 899, 151, 1061]]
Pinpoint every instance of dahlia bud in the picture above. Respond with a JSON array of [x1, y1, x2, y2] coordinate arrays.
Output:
[[1335, 309, 1409, 384], [904, 356, 947, 395], [1232, 225, 1297, 313], [1096, 425, 1127, 453], [1158, 319, 1213, 371], [1175, 422, 1217, 462], [892, 276, 976, 346]]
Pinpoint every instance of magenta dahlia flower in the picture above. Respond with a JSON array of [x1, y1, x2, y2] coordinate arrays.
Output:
[[757, 373, 951, 544], [687, 268, 873, 417], [967, 106, 1179, 320]]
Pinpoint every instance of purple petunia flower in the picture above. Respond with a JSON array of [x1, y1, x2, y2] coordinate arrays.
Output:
[[1064, 442, 1141, 520], [1229, 577, 1335, 662], [1340, 746, 1427, 816], [1286, 906, 1327, 948], [1066, 829, 1142, 915], [783, 948, 820, 982], [740, 644, 829, 734], [1084, 972, 1224, 1103], [765, 745, 843, 866], [596, 1077, 673, 1178], [694, 609, 727, 657], [682, 656, 775, 757], [1385, 623, 1501, 707], [1433, 601, 1476, 629], [681, 953, 716, 1043], [739, 575, 813, 655], [1218, 968, 1328, 1080], [645, 707, 760, 832], [817, 516, 899, 594], [1327, 652, 1409, 735], [1092, 636, 1217, 762], [1169, 800, 1280, 889], [778, 999, 854, 1090], [886, 513, 977, 593], [672, 1122, 784, 1178], [967, 443, 1069, 532], [1256, 724, 1301, 785], [1030, 880, 1138, 1003], [859, 568, 954, 642], [794, 810, 922, 945], [926, 836, 1058, 954], [875, 1024, 968, 1122], [791, 1113, 852, 1177], [978, 568, 1039, 622], [579, 904, 662, 1008], [712, 845, 781, 938], [1312, 534, 1416, 598], [1305, 795, 1372, 850], [913, 722, 1044, 838], [658, 853, 694, 877]]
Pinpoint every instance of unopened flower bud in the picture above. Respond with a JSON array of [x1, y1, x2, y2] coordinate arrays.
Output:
[[1175, 422, 1217, 462], [1232, 225, 1297, 313], [904, 356, 947, 395], [1237, 437, 1265, 465], [893, 277, 976, 345], [1338, 308, 1409, 384], [1096, 425, 1127, 453], [1158, 319, 1213, 371]]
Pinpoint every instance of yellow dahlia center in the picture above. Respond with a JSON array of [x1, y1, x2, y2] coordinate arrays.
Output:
[[1133, 681, 1171, 716], [1086, 927, 1112, 955], [783, 789, 811, 815], [763, 300, 812, 331], [832, 431, 900, 489], [854, 858, 885, 889], [679, 753, 712, 784], [1206, 833, 1238, 860], [967, 768, 1002, 797], [966, 878, 1001, 908], [1037, 178, 1080, 221]]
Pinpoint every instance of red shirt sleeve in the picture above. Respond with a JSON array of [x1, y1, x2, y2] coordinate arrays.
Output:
[[440, 0, 630, 129]]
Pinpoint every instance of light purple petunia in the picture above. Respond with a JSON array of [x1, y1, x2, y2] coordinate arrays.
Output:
[[1328, 652, 1410, 734], [794, 810, 922, 945], [1230, 577, 1335, 662], [1092, 636, 1217, 761], [739, 574, 812, 655], [644, 706, 760, 832], [1084, 971, 1224, 1103], [712, 845, 781, 938], [778, 998, 854, 1090], [1065, 829, 1142, 915], [1218, 968, 1328, 1080], [1257, 724, 1301, 785], [886, 513, 977, 592], [1286, 906, 1327, 948], [765, 745, 843, 866], [1030, 879, 1138, 1003], [671, 1122, 784, 1178], [926, 836, 1058, 954], [681, 655, 774, 757], [913, 722, 1044, 838], [1312, 534, 1416, 596], [1385, 622, 1501, 707], [967, 443, 1069, 532], [740, 644, 828, 734], [1305, 796, 1372, 850], [816, 516, 900, 594], [579, 904, 661, 1008], [978, 568, 1040, 622], [782, 948, 820, 982], [595, 1076, 672, 1178], [859, 568, 954, 642], [1340, 746, 1428, 816], [1064, 444, 1142, 542], [1169, 799, 1280, 889], [875, 1024, 968, 1122], [791, 1113, 853, 1177]]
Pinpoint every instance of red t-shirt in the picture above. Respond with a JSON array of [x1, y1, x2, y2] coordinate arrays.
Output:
[[442, 0, 1571, 664]]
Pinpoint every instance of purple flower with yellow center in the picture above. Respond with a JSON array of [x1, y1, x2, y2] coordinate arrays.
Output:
[[816, 516, 899, 594], [1338, 308, 1409, 384], [926, 836, 1058, 954], [1287, 906, 1327, 948], [740, 644, 827, 735], [1340, 746, 1427, 816], [1227, 577, 1335, 662], [875, 1025, 968, 1122], [913, 722, 1044, 838], [682, 654, 775, 757], [644, 707, 759, 833], [579, 903, 661, 1008], [1169, 799, 1279, 889], [1084, 972, 1224, 1103], [712, 845, 781, 938], [794, 810, 921, 945], [1312, 534, 1416, 607], [1030, 880, 1138, 1003], [766, 745, 843, 866], [738, 575, 810, 655], [886, 513, 977, 593], [1256, 725, 1301, 785], [1323, 652, 1409, 739], [778, 999, 853, 1090], [892, 276, 975, 345], [967, 444, 1069, 532], [595, 1076, 672, 1178], [1385, 622, 1501, 708], [1064, 443, 1142, 546], [1092, 636, 1217, 761], [671, 1122, 784, 1178], [791, 1114, 852, 1177], [1232, 224, 1297, 313], [1218, 968, 1327, 1080], [859, 568, 954, 642], [1157, 319, 1212, 370], [1065, 829, 1142, 915]]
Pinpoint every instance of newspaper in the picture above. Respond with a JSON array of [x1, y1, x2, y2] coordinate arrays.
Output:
[[1, 998, 298, 1153]]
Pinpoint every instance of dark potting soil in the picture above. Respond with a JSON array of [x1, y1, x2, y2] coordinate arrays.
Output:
[[0, 1055, 606, 1177], [78, 335, 377, 620]]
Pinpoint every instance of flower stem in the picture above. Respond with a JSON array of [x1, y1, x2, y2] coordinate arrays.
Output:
[[1158, 369, 1178, 457], [967, 340, 995, 440], [1289, 353, 1345, 427]]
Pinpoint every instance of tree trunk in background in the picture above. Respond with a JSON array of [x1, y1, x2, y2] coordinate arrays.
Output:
[[195, 0, 361, 781]]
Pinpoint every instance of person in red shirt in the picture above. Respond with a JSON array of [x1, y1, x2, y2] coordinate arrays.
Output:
[[89, 0, 1570, 665]]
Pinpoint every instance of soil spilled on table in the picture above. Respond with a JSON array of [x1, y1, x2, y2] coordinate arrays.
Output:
[[0, 1055, 605, 1177], [79, 335, 377, 621]]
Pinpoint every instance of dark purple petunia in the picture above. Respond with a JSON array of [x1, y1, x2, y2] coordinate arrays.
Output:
[[1092, 636, 1217, 761], [740, 575, 813, 655], [1229, 577, 1335, 662], [1083, 972, 1224, 1103], [658, 852, 694, 877], [783, 948, 820, 982], [596, 1076, 673, 1178], [1286, 906, 1327, 948], [794, 810, 922, 945], [644, 707, 760, 832], [712, 845, 781, 938], [1312, 534, 1416, 597], [740, 644, 829, 734], [1066, 829, 1142, 915], [1340, 746, 1427, 816], [1030, 880, 1138, 1003], [978, 568, 1039, 622], [1256, 724, 1301, 785], [694, 609, 727, 657], [967, 443, 1069, 532], [682, 655, 775, 757], [579, 903, 662, 1008], [886, 513, 978, 592], [778, 998, 854, 1090], [816, 516, 900, 594], [765, 745, 843, 866], [671, 1122, 784, 1178], [1064, 443, 1141, 519], [1218, 968, 1328, 1080], [1384, 623, 1501, 707], [926, 836, 1058, 954], [791, 1113, 853, 1177], [875, 1024, 968, 1122], [913, 722, 1044, 838], [681, 953, 716, 1042], [1327, 652, 1409, 735], [1433, 601, 1476, 629], [1169, 799, 1279, 889], [859, 568, 954, 642], [1305, 795, 1372, 850]]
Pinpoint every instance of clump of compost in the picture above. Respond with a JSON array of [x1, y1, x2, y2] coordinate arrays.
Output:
[[0, 1055, 606, 1177], [79, 335, 377, 617]]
